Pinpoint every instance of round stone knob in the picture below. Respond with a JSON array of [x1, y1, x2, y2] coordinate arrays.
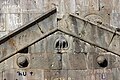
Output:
[[17, 56, 29, 68], [97, 55, 108, 68], [97, 55, 105, 64]]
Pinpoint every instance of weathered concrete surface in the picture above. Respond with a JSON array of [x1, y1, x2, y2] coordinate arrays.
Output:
[[0, 0, 120, 80], [1, 0, 120, 37], [0, 14, 120, 80], [66, 14, 120, 56], [0, 8, 57, 63], [0, 0, 115, 36]]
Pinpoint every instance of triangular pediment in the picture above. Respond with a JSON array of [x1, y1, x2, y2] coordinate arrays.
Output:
[[0, 7, 120, 64], [0, 8, 57, 63]]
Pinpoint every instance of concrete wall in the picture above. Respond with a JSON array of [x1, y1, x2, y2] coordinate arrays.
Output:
[[0, 0, 120, 37], [0, 0, 120, 80]]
